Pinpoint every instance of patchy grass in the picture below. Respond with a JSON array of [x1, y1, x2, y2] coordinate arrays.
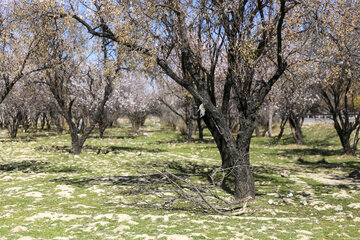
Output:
[[0, 120, 359, 240]]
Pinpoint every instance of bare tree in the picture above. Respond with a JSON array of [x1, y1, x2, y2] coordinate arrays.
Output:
[[32, 12, 114, 153], [64, 0, 302, 200], [158, 77, 198, 142], [0, 2, 45, 105], [119, 72, 158, 134], [306, 0, 360, 154], [272, 66, 320, 144], [44, 62, 113, 154]]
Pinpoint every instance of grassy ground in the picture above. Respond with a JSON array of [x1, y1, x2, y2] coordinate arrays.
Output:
[[0, 119, 359, 240]]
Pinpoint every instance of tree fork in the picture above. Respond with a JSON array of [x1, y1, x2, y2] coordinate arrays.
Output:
[[203, 113, 256, 200]]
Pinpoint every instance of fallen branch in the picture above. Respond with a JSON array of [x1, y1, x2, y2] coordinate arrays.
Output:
[[150, 165, 251, 215]]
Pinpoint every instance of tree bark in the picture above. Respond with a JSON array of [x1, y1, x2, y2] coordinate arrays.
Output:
[[197, 117, 203, 140], [99, 120, 107, 138], [352, 126, 360, 153], [340, 133, 353, 155], [234, 116, 256, 199], [202, 113, 255, 200], [255, 126, 260, 137], [53, 119, 64, 134], [67, 117, 95, 154], [48, 110, 64, 134], [129, 112, 147, 133], [70, 131, 82, 154], [268, 106, 273, 137], [262, 125, 269, 137], [289, 114, 303, 144], [46, 118, 51, 130], [32, 113, 39, 131], [186, 118, 193, 143], [333, 120, 354, 155], [277, 117, 288, 142], [5, 111, 22, 138], [40, 113, 46, 130], [320, 79, 360, 155]]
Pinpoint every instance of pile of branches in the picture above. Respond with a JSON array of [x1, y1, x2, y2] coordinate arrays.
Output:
[[149, 166, 253, 215]]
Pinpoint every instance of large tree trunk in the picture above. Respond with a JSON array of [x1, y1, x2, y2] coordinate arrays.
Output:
[[6, 111, 22, 138], [333, 121, 354, 155], [99, 120, 108, 138], [70, 131, 82, 154], [66, 117, 83, 154], [289, 114, 303, 144], [235, 116, 256, 200], [186, 118, 193, 143], [67, 120, 95, 154], [99, 127, 105, 138], [6, 120, 20, 138], [203, 113, 255, 200], [340, 133, 353, 155]]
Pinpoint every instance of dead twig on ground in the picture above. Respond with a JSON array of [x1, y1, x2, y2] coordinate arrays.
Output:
[[148, 165, 251, 215]]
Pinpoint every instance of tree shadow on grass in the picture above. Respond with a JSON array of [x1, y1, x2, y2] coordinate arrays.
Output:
[[37, 145, 166, 154], [296, 158, 359, 168], [51, 162, 290, 201], [287, 148, 344, 156], [0, 131, 59, 143], [50, 160, 225, 204], [52, 173, 176, 188], [299, 173, 359, 193], [164, 161, 216, 175], [256, 132, 339, 148], [252, 165, 296, 190], [0, 160, 88, 173], [155, 137, 216, 145], [0, 137, 35, 143], [252, 135, 297, 147], [26, 131, 58, 138], [51, 165, 230, 214], [0, 160, 48, 172], [52, 161, 215, 188], [296, 158, 360, 179], [310, 182, 354, 194], [92, 145, 166, 154], [252, 164, 360, 195], [266, 148, 344, 158], [87, 135, 136, 140], [303, 138, 339, 148]]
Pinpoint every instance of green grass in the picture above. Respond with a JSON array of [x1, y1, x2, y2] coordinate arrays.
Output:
[[0, 120, 359, 239]]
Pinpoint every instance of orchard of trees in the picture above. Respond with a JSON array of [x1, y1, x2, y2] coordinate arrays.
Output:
[[0, 0, 359, 202]]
